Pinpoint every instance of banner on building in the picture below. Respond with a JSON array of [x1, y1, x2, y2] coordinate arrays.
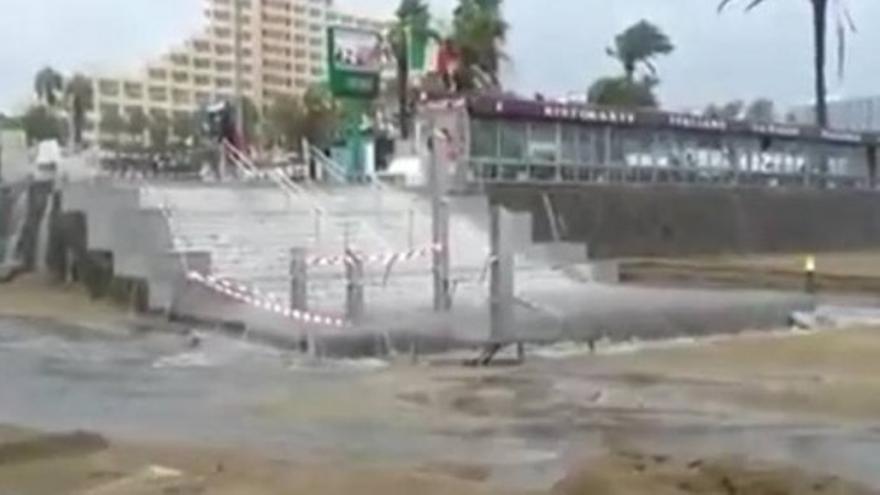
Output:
[[328, 27, 382, 99]]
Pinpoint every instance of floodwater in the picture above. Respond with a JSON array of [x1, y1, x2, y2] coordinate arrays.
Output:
[[2, 317, 880, 490]]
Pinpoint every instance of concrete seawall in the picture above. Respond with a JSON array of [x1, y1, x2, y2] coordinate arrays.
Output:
[[488, 184, 880, 258]]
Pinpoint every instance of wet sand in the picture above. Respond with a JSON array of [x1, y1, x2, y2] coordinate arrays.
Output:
[[0, 275, 130, 332], [3, 276, 880, 493], [0, 424, 873, 495]]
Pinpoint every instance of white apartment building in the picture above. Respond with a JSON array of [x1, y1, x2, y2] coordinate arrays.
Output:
[[85, 0, 388, 144], [789, 95, 880, 132]]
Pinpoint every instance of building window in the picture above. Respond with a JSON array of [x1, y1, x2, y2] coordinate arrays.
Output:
[[170, 53, 190, 66], [215, 44, 232, 55], [194, 58, 211, 69], [172, 89, 191, 104], [194, 75, 211, 86], [149, 108, 167, 121], [216, 78, 233, 87], [193, 40, 211, 52], [148, 86, 168, 102], [215, 27, 232, 38], [148, 68, 167, 80], [123, 82, 143, 99], [216, 61, 233, 72], [195, 92, 212, 105], [172, 71, 189, 83], [99, 80, 120, 97]]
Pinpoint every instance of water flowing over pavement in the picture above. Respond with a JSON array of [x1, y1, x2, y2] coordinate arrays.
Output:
[[3, 316, 880, 492]]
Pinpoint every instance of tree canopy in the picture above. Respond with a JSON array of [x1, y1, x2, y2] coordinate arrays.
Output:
[[65, 74, 94, 146], [34, 67, 64, 107], [606, 20, 675, 82], [587, 20, 674, 108], [452, 0, 507, 91], [588, 76, 658, 108], [22, 105, 65, 144]]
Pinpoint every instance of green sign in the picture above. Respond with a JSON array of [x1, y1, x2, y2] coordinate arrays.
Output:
[[327, 27, 382, 99]]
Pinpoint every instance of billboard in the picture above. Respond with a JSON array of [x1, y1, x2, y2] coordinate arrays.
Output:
[[328, 27, 382, 99]]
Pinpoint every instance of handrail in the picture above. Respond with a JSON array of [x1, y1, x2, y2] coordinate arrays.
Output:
[[308, 144, 348, 184]]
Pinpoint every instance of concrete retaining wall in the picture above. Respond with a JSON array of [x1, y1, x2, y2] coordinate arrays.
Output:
[[489, 184, 880, 258], [59, 182, 211, 311]]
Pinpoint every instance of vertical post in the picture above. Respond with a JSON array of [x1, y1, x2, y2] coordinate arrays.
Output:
[[489, 204, 515, 343], [407, 208, 415, 250], [219, 142, 228, 181], [313, 209, 322, 248], [603, 126, 613, 181], [429, 125, 451, 311], [233, 0, 245, 151], [345, 250, 365, 322], [289, 247, 308, 311]]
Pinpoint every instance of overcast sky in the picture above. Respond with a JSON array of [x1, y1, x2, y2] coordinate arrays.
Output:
[[1, 0, 878, 114]]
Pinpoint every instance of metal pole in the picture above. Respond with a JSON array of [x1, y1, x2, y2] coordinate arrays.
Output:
[[489, 204, 515, 343], [345, 250, 365, 322], [429, 125, 451, 311], [233, 0, 245, 150], [289, 247, 308, 311], [407, 208, 415, 250]]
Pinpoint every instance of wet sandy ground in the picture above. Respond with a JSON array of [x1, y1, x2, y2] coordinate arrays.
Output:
[[3, 278, 880, 493], [3, 322, 880, 494]]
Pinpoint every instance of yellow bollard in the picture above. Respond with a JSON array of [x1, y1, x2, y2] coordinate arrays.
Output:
[[804, 255, 816, 293]]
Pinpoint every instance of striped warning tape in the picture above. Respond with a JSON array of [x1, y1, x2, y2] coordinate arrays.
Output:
[[308, 244, 442, 267], [186, 271, 347, 328]]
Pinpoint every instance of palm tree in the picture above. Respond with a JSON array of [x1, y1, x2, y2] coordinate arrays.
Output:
[[34, 67, 65, 107], [606, 20, 674, 82], [64, 74, 94, 146], [452, 0, 508, 91], [719, 0, 855, 128], [389, 0, 434, 138]]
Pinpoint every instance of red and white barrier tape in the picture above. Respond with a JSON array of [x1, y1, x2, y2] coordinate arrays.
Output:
[[186, 271, 347, 328], [308, 244, 442, 267]]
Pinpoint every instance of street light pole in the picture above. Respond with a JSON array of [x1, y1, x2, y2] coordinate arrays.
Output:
[[233, 0, 245, 149]]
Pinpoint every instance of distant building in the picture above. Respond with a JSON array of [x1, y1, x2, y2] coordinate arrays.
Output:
[[83, 0, 389, 146], [789, 96, 880, 132]]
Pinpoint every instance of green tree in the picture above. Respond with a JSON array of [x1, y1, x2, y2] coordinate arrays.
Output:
[[745, 98, 776, 123], [704, 100, 744, 119], [171, 112, 196, 145], [148, 112, 170, 150], [64, 74, 94, 146], [99, 108, 126, 146], [587, 21, 674, 109], [302, 85, 340, 148], [34, 67, 64, 107], [265, 95, 306, 150], [242, 96, 260, 143], [606, 20, 674, 82], [21, 105, 65, 144], [452, 0, 508, 91], [719, 0, 855, 128], [588, 76, 658, 108], [126, 108, 150, 144], [389, 0, 435, 138]]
